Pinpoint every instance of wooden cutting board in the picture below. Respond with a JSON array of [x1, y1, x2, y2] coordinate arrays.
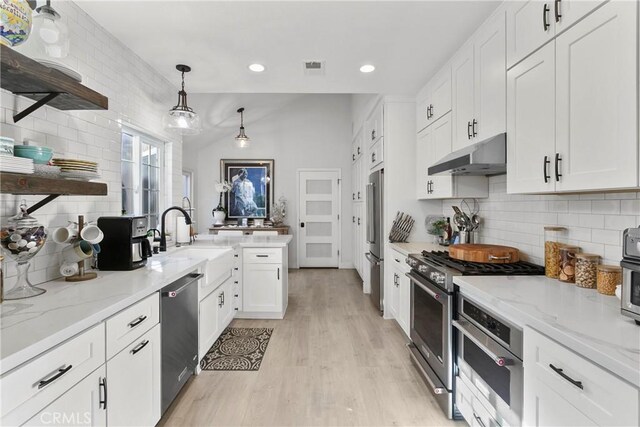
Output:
[[449, 244, 520, 264]]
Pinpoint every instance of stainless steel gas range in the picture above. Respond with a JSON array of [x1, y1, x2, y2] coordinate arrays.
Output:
[[405, 250, 544, 420]]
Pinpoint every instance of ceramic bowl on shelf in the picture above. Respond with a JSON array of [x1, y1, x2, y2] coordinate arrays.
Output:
[[14, 145, 54, 164]]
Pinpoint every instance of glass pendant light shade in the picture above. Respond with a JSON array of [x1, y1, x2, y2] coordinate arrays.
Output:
[[164, 64, 202, 135], [16, 0, 69, 60], [235, 107, 250, 148]]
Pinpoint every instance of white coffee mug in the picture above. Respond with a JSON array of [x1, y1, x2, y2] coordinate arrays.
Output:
[[80, 225, 103, 244], [51, 226, 78, 244], [62, 240, 94, 263], [59, 262, 79, 277]]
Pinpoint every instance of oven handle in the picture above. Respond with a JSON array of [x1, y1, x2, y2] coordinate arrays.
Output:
[[407, 344, 447, 395], [406, 272, 443, 301], [453, 319, 513, 367]]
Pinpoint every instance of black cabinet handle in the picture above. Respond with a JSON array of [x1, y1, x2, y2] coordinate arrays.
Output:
[[467, 121, 472, 139], [352, 193, 355, 200], [352, 153, 355, 161], [353, 216, 355, 223], [131, 339, 150, 355], [428, 104, 434, 119], [357, 217, 361, 226], [371, 130, 376, 140], [549, 364, 583, 389], [300, 222, 305, 228], [543, 155, 550, 183], [277, 268, 280, 280], [128, 315, 147, 328], [99, 377, 107, 410], [555, 153, 562, 182], [543, 3, 550, 31], [256, 254, 269, 258], [38, 365, 73, 389], [473, 413, 486, 427], [472, 119, 478, 137], [371, 152, 376, 163], [554, 0, 562, 22], [357, 146, 361, 155]]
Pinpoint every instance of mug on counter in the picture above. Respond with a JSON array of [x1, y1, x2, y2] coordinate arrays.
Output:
[[80, 225, 103, 244], [59, 262, 79, 277], [62, 240, 94, 263]]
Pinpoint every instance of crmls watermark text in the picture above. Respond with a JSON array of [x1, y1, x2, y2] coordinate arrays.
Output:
[[39, 412, 92, 425]]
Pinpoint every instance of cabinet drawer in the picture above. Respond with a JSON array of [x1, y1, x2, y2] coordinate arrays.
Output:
[[390, 250, 410, 274], [457, 374, 502, 427], [524, 327, 639, 426], [243, 248, 282, 264], [0, 324, 106, 426], [369, 139, 383, 170], [106, 293, 159, 359]]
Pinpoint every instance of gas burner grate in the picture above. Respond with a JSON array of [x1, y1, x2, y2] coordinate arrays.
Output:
[[420, 250, 544, 276]]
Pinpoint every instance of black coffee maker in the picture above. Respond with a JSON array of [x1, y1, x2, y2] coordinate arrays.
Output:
[[97, 216, 152, 270]]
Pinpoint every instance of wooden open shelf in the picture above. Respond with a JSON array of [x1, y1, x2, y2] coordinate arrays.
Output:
[[0, 45, 108, 122], [1, 172, 108, 213]]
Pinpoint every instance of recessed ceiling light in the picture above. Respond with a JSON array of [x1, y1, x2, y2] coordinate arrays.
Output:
[[360, 64, 375, 73], [248, 63, 265, 72]]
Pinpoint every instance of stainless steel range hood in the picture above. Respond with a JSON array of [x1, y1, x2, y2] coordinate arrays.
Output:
[[428, 133, 506, 176]]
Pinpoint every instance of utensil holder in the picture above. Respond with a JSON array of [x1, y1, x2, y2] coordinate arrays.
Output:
[[65, 215, 97, 282]]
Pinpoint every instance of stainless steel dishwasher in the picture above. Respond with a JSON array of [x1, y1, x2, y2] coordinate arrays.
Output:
[[161, 272, 202, 414]]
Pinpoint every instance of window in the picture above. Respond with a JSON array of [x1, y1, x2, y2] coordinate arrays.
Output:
[[121, 130, 164, 228]]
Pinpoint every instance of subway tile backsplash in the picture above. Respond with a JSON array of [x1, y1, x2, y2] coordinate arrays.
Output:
[[1, 1, 182, 290], [443, 175, 640, 266]]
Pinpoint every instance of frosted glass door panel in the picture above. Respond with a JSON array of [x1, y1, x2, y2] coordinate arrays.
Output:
[[298, 170, 340, 267]]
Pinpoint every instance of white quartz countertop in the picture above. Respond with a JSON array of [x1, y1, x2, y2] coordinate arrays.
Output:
[[0, 234, 292, 375], [454, 275, 640, 387], [389, 241, 447, 257]]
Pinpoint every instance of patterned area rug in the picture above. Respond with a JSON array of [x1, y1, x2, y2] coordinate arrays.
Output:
[[200, 327, 274, 371]]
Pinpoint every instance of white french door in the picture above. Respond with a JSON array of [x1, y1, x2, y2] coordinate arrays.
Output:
[[297, 169, 340, 268]]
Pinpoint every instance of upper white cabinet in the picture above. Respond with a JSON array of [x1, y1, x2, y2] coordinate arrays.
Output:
[[523, 327, 639, 426], [452, 11, 506, 151], [416, 64, 452, 133], [351, 129, 363, 163], [366, 102, 384, 147], [508, 0, 638, 194], [507, 0, 607, 68]]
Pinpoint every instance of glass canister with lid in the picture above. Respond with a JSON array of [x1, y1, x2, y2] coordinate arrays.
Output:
[[558, 245, 580, 283], [544, 226, 567, 278], [597, 265, 622, 296], [574, 253, 600, 288]]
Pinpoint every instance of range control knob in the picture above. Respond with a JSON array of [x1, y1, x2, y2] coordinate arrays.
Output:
[[418, 265, 428, 273]]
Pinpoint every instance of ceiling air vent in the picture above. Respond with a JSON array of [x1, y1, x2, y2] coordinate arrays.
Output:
[[303, 61, 325, 76]]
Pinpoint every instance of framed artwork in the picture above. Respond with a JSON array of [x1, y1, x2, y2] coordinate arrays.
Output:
[[221, 159, 274, 219]]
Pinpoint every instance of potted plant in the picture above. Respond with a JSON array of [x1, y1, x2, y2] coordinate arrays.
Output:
[[212, 181, 231, 225], [426, 216, 447, 245]]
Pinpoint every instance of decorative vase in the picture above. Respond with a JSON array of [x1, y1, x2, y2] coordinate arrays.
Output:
[[0, 202, 47, 300], [212, 193, 226, 225], [0, 0, 33, 47]]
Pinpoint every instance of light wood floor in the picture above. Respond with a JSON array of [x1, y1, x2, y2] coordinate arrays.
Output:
[[159, 269, 458, 427]]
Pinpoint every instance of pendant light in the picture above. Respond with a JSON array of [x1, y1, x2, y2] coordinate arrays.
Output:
[[163, 64, 201, 135], [235, 107, 250, 148], [16, 0, 70, 63]]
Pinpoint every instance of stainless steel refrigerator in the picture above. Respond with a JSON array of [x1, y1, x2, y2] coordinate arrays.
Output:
[[365, 169, 384, 315]]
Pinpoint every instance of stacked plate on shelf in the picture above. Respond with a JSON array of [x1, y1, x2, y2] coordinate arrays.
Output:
[[0, 156, 34, 174], [52, 158, 100, 181]]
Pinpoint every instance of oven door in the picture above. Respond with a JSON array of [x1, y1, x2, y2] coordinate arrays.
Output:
[[454, 318, 523, 427], [407, 271, 453, 389]]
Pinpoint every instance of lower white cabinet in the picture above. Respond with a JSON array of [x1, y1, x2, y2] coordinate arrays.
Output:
[[240, 247, 288, 319], [198, 276, 235, 359], [217, 278, 234, 332], [523, 327, 639, 426], [106, 324, 161, 427], [24, 366, 107, 427], [243, 264, 283, 313], [387, 249, 410, 337]]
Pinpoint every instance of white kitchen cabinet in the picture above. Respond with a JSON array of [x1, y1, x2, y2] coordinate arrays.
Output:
[[389, 250, 410, 337], [507, 42, 556, 194], [351, 154, 364, 203], [243, 264, 282, 313], [369, 138, 383, 171], [240, 247, 288, 319], [351, 129, 363, 163], [352, 202, 365, 279], [523, 327, 639, 426], [199, 284, 220, 357], [416, 63, 452, 133], [417, 113, 488, 200], [24, 367, 107, 427], [508, 0, 638, 194], [366, 102, 384, 147], [554, 0, 638, 191], [452, 11, 506, 151], [507, 0, 607, 68], [217, 278, 235, 331], [106, 324, 161, 427]]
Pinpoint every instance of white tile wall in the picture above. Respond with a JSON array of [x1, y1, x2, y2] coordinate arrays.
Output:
[[1, 1, 183, 290], [443, 175, 640, 265]]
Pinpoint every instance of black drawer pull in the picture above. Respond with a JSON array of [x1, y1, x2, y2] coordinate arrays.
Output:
[[99, 377, 107, 409], [256, 254, 269, 258], [549, 363, 583, 389], [554, 0, 562, 22], [543, 155, 550, 183], [131, 340, 150, 355], [543, 3, 550, 31], [128, 315, 147, 328], [38, 365, 73, 389], [555, 153, 562, 182]]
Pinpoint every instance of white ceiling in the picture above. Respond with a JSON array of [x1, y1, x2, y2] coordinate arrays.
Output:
[[78, 1, 500, 95]]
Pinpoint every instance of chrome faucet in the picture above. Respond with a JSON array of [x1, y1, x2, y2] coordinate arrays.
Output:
[[160, 206, 192, 252]]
